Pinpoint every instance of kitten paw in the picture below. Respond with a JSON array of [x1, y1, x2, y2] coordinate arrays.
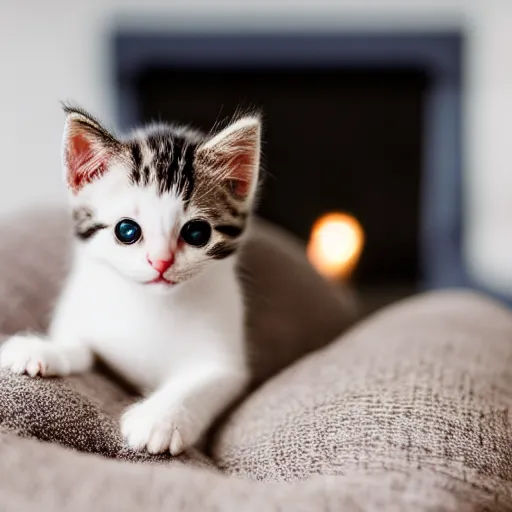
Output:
[[121, 400, 197, 455], [0, 334, 70, 377]]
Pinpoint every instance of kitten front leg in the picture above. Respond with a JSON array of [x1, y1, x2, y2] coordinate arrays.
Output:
[[0, 333, 93, 377], [121, 363, 248, 455]]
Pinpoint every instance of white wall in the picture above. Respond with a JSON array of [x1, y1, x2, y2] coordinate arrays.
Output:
[[464, 2, 512, 294], [0, 0, 510, 293]]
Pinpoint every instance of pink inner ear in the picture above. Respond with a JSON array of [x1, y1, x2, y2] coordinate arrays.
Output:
[[229, 152, 253, 199], [67, 132, 107, 192]]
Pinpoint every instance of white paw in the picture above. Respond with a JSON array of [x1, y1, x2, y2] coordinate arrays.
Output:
[[0, 334, 70, 377], [121, 399, 198, 455]]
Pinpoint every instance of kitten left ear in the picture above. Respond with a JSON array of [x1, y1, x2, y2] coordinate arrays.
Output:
[[62, 105, 120, 193], [196, 116, 261, 201]]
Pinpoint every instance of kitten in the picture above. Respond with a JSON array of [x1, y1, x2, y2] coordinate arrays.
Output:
[[0, 106, 261, 455]]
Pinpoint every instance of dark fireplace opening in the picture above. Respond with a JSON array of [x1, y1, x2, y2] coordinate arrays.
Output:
[[134, 66, 428, 291]]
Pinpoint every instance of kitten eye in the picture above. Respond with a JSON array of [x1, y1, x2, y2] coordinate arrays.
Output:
[[180, 220, 211, 247], [114, 218, 142, 245]]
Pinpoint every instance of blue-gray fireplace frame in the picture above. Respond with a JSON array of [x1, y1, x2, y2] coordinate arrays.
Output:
[[113, 30, 465, 292]]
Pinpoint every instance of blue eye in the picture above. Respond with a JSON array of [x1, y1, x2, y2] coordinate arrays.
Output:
[[115, 219, 142, 245], [181, 220, 211, 247]]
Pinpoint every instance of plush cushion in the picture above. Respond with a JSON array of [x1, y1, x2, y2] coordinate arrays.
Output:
[[1, 290, 511, 510], [241, 218, 357, 386], [0, 432, 478, 512], [1, 207, 512, 511], [213, 291, 512, 506]]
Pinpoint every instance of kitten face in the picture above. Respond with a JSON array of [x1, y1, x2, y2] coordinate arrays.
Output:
[[62, 107, 261, 291]]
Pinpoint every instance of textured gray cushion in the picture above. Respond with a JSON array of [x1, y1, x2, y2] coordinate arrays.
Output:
[[0, 432, 477, 512], [241, 218, 357, 386], [213, 291, 512, 506], [0, 207, 512, 511], [1, 291, 512, 510]]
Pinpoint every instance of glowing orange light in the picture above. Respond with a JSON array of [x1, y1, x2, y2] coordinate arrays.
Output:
[[307, 212, 365, 280]]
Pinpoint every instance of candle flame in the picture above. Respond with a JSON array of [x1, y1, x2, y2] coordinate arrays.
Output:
[[307, 212, 364, 280]]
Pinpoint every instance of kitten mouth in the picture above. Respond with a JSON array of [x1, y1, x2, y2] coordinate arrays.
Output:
[[147, 276, 175, 286]]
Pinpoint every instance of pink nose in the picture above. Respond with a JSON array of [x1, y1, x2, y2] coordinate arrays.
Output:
[[147, 256, 174, 274]]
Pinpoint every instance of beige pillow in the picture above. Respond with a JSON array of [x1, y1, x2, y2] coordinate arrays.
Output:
[[213, 291, 512, 506], [241, 218, 357, 386]]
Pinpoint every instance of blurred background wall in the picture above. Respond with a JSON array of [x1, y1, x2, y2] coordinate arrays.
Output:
[[1, 0, 512, 304]]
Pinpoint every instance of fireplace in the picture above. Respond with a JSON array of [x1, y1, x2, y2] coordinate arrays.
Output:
[[113, 31, 463, 312]]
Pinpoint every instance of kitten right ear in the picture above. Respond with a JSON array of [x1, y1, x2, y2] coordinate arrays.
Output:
[[196, 116, 261, 203], [62, 105, 120, 193]]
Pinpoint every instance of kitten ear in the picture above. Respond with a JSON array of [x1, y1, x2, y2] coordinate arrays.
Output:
[[62, 106, 120, 193], [197, 116, 261, 201]]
